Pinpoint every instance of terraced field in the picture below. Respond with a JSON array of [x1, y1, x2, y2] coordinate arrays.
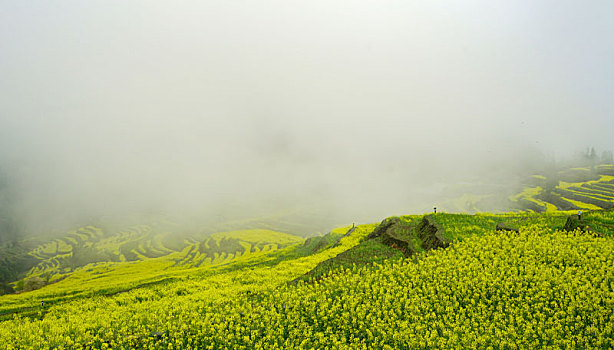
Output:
[[5, 219, 303, 298], [1, 210, 613, 349], [173, 229, 302, 268], [509, 186, 559, 212], [508, 165, 614, 213], [0, 230, 305, 323], [0, 224, 361, 324], [2, 163, 613, 347], [21, 223, 174, 282], [437, 164, 614, 213], [0, 203, 346, 296], [554, 179, 614, 209]]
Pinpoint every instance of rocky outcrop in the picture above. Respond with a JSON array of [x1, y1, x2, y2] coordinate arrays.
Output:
[[563, 215, 593, 233], [417, 215, 450, 250], [367, 217, 400, 239], [368, 215, 450, 255]]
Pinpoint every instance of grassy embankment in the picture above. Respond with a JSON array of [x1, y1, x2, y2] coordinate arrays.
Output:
[[1, 210, 613, 349]]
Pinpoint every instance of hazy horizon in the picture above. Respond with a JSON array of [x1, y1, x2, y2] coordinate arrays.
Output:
[[1, 1, 613, 233]]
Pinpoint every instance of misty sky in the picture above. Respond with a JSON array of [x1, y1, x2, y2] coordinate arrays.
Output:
[[1, 1, 613, 229]]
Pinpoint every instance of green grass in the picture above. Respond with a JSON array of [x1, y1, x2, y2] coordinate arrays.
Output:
[[1, 212, 613, 349], [0, 222, 374, 324], [292, 223, 395, 283], [2, 170, 614, 348]]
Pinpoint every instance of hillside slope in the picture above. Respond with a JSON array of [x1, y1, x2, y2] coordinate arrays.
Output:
[[0, 215, 322, 295], [439, 164, 614, 213], [1, 210, 613, 349]]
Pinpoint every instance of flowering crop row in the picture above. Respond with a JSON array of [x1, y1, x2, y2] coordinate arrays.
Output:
[[1, 223, 612, 349]]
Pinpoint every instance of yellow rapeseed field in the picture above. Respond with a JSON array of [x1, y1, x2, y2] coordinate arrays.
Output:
[[1, 224, 612, 349]]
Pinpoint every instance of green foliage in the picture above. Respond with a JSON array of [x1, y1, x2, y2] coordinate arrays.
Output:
[[1, 222, 613, 349], [579, 210, 614, 234], [0, 282, 13, 295], [0, 169, 20, 244], [293, 231, 344, 256], [2, 208, 614, 348], [0, 242, 40, 287], [432, 212, 564, 240], [21, 277, 46, 292], [293, 236, 404, 283]]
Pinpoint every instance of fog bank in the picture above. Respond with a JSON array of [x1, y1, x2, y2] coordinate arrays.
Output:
[[1, 1, 613, 233]]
